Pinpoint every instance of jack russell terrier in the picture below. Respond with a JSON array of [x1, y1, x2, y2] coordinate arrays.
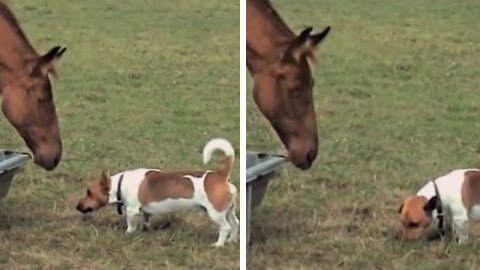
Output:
[[398, 168, 480, 243], [76, 138, 238, 247]]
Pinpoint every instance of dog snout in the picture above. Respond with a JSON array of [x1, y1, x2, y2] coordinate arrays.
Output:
[[76, 202, 93, 214], [397, 228, 421, 241], [76, 203, 84, 213]]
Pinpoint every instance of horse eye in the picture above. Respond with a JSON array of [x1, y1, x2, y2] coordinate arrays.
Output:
[[289, 88, 303, 98], [87, 190, 92, 196], [37, 95, 50, 104], [26, 87, 35, 95]]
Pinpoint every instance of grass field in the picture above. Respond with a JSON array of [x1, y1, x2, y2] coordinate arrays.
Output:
[[0, 1, 239, 269], [247, 0, 480, 269]]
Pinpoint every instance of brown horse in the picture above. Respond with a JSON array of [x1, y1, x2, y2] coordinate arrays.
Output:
[[0, 3, 66, 170], [247, 0, 330, 170]]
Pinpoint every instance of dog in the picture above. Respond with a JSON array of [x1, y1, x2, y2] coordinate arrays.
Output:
[[76, 138, 238, 247], [398, 168, 480, 243]]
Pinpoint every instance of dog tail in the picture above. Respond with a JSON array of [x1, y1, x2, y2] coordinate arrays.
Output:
[[202, 138, 235, 178]]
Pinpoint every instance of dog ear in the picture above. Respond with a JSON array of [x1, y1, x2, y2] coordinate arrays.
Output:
[[423, 195, 438, 213], [100, 170, 110, 191], [398, 203, 404, 214]]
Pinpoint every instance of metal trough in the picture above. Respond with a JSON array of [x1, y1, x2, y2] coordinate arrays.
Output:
[[0, 150, 29, 200], [246, 151, 286, 244]]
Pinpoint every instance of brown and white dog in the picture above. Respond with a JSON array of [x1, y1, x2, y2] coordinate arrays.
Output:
[[398, 169, 480, 243], [76, 138, 238, 247]]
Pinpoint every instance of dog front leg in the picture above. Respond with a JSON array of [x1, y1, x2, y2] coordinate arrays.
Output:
[[452, 218, 469, 243], [126, 208, 140, 234]]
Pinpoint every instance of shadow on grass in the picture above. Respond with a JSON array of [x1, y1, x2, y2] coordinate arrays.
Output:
[[0, 199, 190, 235], [79, 213, 178, 232]]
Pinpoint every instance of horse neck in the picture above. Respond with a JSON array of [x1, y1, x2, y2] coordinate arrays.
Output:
[[0, 4, 38, 94], [247, 0, 294, 75]]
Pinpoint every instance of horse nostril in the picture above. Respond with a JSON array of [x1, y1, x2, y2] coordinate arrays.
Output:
[[54, 154, 61, 166], [306, 150, 316, 164], [300, 163, 310, 170]]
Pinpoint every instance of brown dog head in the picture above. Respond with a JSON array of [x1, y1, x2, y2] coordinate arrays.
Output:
[[397, 195, 439, 240], [76, 171, 111, 213]]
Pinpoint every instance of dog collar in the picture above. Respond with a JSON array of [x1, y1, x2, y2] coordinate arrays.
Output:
[[432, 180, 444, 233], [116, 174, 124, 215]]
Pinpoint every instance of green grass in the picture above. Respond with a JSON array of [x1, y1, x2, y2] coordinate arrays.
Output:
[[0, 1, 239, 269], [247, 0, 480, 269]]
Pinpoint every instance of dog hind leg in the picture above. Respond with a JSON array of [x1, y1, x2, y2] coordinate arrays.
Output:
[[142, 210, 152, 231], [226, 203, 239, 242], [207, 208, 231, 248]]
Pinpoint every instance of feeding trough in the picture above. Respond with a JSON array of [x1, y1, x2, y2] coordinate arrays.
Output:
[[0, 150, 30, 200], [246, 151, 286, 244]]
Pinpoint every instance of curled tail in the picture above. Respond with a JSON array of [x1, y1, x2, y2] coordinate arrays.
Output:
[[202, 138, 235, 178]]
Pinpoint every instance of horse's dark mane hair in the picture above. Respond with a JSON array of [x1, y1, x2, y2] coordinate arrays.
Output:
[[251, 0, 294, 37], [0, 2, 36, 53]]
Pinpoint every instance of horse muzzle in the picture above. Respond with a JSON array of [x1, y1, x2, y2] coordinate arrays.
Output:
[[287, 139, 318, 170], [32, 143, 62, 171]]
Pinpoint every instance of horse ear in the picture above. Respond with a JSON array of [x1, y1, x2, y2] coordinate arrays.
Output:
[[283, 26, 330, 63], [32, 46, 67, 77], [309, 26, 331, 47]]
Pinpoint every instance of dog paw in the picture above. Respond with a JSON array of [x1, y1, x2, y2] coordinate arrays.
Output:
[[211, 242, 225, 248], [227, 237, 237, 243], [125, 228, 136, 234], [456, 238, 468, 244], [454, 234, 469, 244]]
